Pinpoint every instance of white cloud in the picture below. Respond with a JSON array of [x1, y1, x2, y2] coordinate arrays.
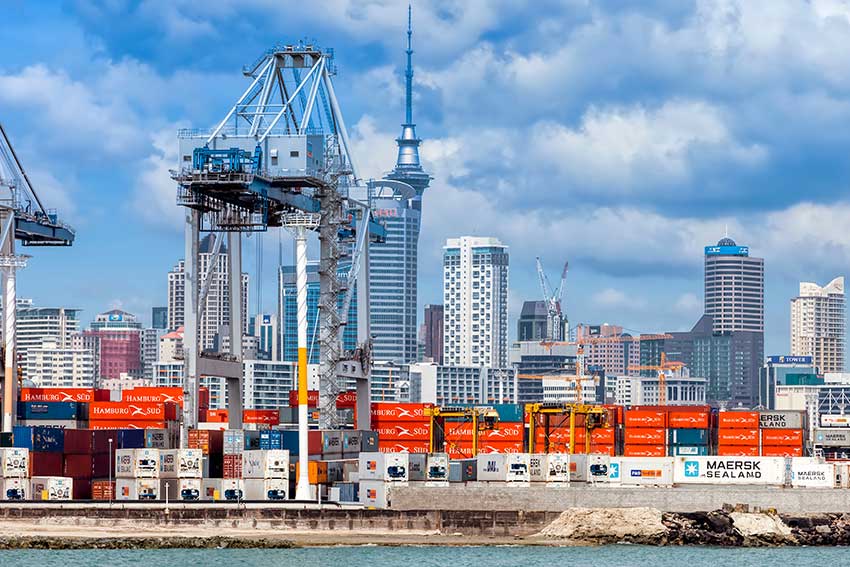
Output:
[[593, 288, 631, 307], [674, 292, 702, 314], [130, 126, 185, 231]]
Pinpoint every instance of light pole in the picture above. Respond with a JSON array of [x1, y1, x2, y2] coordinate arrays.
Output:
[[108, 438, 113, 505], [164, 481, 170, 514]]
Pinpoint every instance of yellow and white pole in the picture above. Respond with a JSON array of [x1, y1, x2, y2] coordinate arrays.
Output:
[[294, 224, 311, 500]]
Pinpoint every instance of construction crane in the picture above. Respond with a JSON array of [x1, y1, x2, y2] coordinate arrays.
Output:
[[0, 123, 75, 431], [536, 257, 568, 341], [628, 352, 685, 406], [425, 406, 500, 457], [526, 402, 608, 454]]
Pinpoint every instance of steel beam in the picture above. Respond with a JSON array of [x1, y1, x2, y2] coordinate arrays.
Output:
[[227, 231, 244, 429], [181, 209, 200, 447]]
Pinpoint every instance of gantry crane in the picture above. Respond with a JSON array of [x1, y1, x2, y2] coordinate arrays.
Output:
[[526, 402, 607, 454], [628, 352, 685, 406], [536, 257, 568, 341], [0, 123, 75, 431], [425, 406, 500, 457]]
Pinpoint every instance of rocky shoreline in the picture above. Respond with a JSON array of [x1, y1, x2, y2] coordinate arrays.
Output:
[[0, 535, 296, 550]]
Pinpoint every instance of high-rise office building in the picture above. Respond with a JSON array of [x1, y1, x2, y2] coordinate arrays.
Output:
[[81, 309, 142, 381], [17, 306, 80, 379], [518, 300, 558, 341], [167, 234, 249, 351], [370, 7, 431, 364], [249, 313, 279, 361], [151, 307, 168, 330], [423, 304, 443, 364], [704, 237, 764, 333], [791, 277, 845, 373], [25, 337, 95, 389], [443, 236, 509, 368]]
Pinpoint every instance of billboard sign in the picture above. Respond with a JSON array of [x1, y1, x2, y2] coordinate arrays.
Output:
[[704, 245, 749, 256], [767, 355, 812, 365]]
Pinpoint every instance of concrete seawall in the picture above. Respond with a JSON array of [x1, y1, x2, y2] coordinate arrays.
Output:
[[390, 483, 850, 515]]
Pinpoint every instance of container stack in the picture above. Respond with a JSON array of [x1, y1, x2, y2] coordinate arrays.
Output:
[[358, 451, 409, 508], [759, 410, 805, 457], [623, 409, 667, 457], [31, 476, 72, 500], [667, 407, 711, 457], [242, 449, 289, 500], [223, 429, 244, 479], [0, 448, 29, 500], [14, 425, 64, 479], [88, 401, 179, 430], [371, 403, 431, 454], [17, 401, 85, 429], [115, 448, 159, 500], [159, 448, 203, 501], [188, 429, 223, 478], [62, 429, 112, 499], [717, 411, 760, 456]]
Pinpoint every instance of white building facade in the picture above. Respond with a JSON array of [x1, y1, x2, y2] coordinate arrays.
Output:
[[443, 236, 509, 368], [25, 338, 95, 388], [791, 277, 845, 374]]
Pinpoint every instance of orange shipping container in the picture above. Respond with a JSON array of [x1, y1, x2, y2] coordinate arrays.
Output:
[[446, 444, 475, 459], [370, 403, 432, 423], [717, 444, 759, 457], [478, 441, 524, 454], [296, 460, 329, 484], [761, 428, 803, 445], [623, 444, 666, 457], [718, 428, 759, 445], [590, 443, 616, 456], [590, 428, 615, 444], [761, 445, 803, 457], [242, 409, 280, 425], [89, 402, 166, 421], [89, 420, 167, 430], [624, 410, 666, 428], [668, 411, 710, 429], [20, 387, 96, 403], [718, 411, 759, 429], [481, 422, 524, 442], [375, 423, 431, 441], [201, 409, 229, 423], [379, 441, 430, 454], [624, 428, 666, 445], [122, 387, 184, 406]]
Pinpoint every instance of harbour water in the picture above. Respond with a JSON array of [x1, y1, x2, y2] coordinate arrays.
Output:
[[2, 545, 846, 566]]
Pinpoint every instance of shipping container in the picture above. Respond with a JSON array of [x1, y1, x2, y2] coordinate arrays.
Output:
[[814, 428, 850, 447], [91, 480, 115, 501], [761, 429, 804, 445], [329, 482, 357, 503], [481, 422, 524, 442], [13, 425, 64, 452], [20, 388, 95, 403], [159, 478, 201, 501], [761, 445, 803, 457], [790, 461, 834, 488], [278, 430, 323, 456], [72, 478, 92, 500], [223, 454, 243, 479], [425, 454, 449, 482], [624, 428, 666, 445], [717, 428, 759, 445], [242, 450, 290, 479], [568, 454, 588, 482], [89, 402, 166, 421], [760, 411, 804, 430], [718, 411, 759, 429], [407, 453, 427, 481], [379, 441, 430, 454], [586, 454, 611, 482], [323, 459, 356, 483], [449, 459, 476, 482], [201, 478, 244, 501], [590, 444, 616, 457], [144, 429, 172, 449], [117, 429, 146, 449], [623, 444, 666, 457], [370, 403, 431, 423], [321, 430, 343, 457], [122, 387, 184, 406], [31, 476, 72, 500], [0, 448, 28, 478], [63, 429, 96, 454], [158, 448, 203, 479], [295, 460, 328, 484], [342, 430, 378, 455], [223, 429, 245, 455], [624, 410, 666, 428], [669, 429, 709, 446], [820, 415, 850, 428], [359, 479, 389, 508], [115, 448, 160, 478], [590, 428, 615, 445], [89, 421, 168, 431], [30, 452, 63, 476], [188, 429, 223, 455], [717, 444, 759, 457], [477, 441, 524, 454], [63, 454, 95, 479], [259, 429, 284, 450], [476, 453, 530, 482], [672, 456, 785, 485], [529, 453, 570, 482], [115, 478, 158, 500], [17, 402, 81, 421], [667, 411, 710, 429], [611, 457, 674, 486], [669, 445, 709, 457], [374, 423, 431, 441], [243, 478, 288, 501], [17, 419, 84, 430], [359, 452, 409, 482], [0, 478, 27, 500], [242, 410, 280, 425]]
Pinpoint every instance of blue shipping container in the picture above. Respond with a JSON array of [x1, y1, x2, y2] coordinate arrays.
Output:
[[17, 402, 80, 421], [455, 404, 525, 423], [280, 430, 301, 455], [669, 445, 709, 456], [12, 425, 64, 452], [118, 429, 145, 449], [668, 429, 709, 445], [259, 430, 284, 450]]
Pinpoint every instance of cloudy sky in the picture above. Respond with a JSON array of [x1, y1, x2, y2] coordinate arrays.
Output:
[[2, 0, 850, 357]]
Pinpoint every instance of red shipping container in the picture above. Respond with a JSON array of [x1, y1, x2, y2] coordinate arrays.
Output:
[[223, 454, 243, 478], [89, 420, 167, 430], [336, 391, 357, 409], [761, 429, 803, 445], [718, 428, 759, 445], [718, 411, 759, 429], [375, 422, 431, 441], [63, 429, 95, 454], [242, 409, 280, 425], [379, 441, 430, 454], [668, 411, 710, 429], [91, 480, 115, 501], [72, 478, 92, 500], [188, 429, 224, 455], [624, 428, 666, 445], [478, 441, 523, 454], [289, 389, 318, 408], [64, 454, 94, 479], [122, 387, 184, 406], [198, 387, 210, 410], [20, 387, 95, 403], [91, 453, 111, 478], [762, 445, 803, 457], [590, 443, 616, 456], [30, 452, 63, 476], [89, 402, 165, 421], [200, 409, 229, 423], [624, 410, 666, 428], [92, 430, 118, 454], [591, 428, 615, 444], [481, 422, 524, 442], [623, 444, 666, 457], [717, 444, 759, 457], [370, 403, 432, 423]]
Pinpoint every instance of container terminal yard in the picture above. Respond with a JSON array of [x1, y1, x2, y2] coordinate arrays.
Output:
[[2, 12, 850, 549]]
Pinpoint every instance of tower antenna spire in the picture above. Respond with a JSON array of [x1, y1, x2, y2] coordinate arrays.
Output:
[[405, 4, 413, 125]]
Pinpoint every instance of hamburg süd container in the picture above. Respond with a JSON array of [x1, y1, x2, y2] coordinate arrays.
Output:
[[242, 450, 290, 479], [159, 478, 202, 501], [0, 478, 27, 500], [115, 478, 159, 500], [426, 453, 449, 482], [115, 448, 160, 478], [673, 456, 785, 485], [359, 479, 390, 509], [358, 452, 409, 482], [201, 478, 244, 501], [158, 449, 203, 478], [0, 448, 28, 478], [31, 476, 72, 500], [243, 478, 288, 501]]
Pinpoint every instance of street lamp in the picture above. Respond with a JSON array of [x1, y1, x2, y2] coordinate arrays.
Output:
[[108, 438, 113, 505]]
